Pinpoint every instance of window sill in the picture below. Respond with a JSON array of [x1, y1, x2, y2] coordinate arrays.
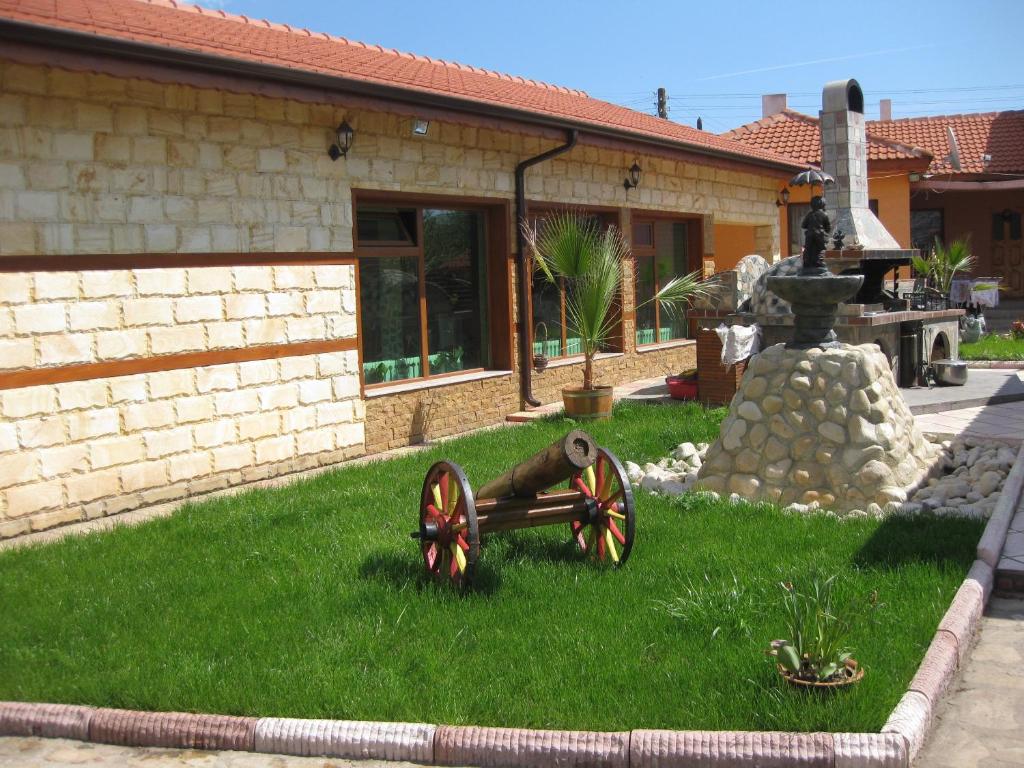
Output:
[[636, 338, 695, 354], [365, 369, 513, 398], [542, 352, 624, 370]]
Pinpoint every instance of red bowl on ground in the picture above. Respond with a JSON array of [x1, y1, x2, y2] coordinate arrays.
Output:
[[665, 375, 698, 400]]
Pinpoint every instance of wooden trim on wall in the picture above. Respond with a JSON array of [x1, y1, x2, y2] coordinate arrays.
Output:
[[0, 338, 357, 391], [0, 252, 356, 273]]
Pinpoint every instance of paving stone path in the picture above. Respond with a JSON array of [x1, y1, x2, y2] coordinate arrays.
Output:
[[916, 596, 1024, 768], [0, 736, 434, 767]]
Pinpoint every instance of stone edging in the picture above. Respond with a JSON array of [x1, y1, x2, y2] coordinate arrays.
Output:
[[3, 447, 1023, 768], [966, 361, 1024, 369]]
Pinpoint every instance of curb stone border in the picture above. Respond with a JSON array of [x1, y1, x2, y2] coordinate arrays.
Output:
[[2, 448, 1023, 768]]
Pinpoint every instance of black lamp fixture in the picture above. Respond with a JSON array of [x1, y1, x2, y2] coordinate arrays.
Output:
[[623, 161, 642, 191], [776, 187, 790, 207], [327, 120, 354, 161]]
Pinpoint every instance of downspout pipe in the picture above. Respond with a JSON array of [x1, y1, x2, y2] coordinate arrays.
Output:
[[515, 129, 579, 407]]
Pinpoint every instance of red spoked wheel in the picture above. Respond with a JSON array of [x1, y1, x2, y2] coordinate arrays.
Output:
[[568, 447, 636, 566], [419, 461, 479, 587]]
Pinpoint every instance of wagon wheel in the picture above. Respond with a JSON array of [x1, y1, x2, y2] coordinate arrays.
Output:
[[568, 447, 636, 566], [419, 461, 479, 587]]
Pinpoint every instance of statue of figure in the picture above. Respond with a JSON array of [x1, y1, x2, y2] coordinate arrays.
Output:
[[801, 195, 831, 274]]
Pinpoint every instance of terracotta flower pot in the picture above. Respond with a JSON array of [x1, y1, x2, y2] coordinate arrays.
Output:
[[778, 658, 864, 690], [562, 385, 613, 420]]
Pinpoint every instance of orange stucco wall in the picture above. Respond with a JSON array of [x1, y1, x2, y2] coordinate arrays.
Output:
[[780, 172, 912, 256], [712, 223, 757, 272]]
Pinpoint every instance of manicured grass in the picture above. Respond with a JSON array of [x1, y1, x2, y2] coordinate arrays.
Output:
[[960, 333, 1024, 361], [0, 402, 981, 733]]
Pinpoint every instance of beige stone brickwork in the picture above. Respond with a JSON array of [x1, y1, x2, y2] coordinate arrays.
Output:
[[0, 349, 363, 539], [0, 265, 355, 371], [0, 59, 782, 258]]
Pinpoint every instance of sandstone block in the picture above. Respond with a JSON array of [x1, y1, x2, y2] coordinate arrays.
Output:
[[5, 480, 63, 516], [66, 469, 121, 504], [436, 725, 629, 768], [254, 717, 435, 762]]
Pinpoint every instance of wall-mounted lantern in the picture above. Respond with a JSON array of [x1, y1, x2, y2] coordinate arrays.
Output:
[[776, 188, 791, 207], [328, 120, 355, 161], [623, 161, 642, 192]]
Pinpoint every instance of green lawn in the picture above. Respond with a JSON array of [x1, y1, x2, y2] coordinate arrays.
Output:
[[0, 402, 981, 733], [960, 333, 1024, 361]]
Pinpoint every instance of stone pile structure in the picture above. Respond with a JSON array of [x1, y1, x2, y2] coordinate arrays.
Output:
[[696, 342, 940, 511]]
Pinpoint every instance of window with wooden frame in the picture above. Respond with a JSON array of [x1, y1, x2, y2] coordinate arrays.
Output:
[[355, 198, 510, 386], [528, 208, 622, 359], [632, 218, 692, 347]]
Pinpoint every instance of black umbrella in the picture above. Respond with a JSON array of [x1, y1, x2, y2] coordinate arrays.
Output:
[[789, 168, 836, 188]]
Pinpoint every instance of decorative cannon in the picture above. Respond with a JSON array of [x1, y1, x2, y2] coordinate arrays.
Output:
[[412, 430, 636, 587]]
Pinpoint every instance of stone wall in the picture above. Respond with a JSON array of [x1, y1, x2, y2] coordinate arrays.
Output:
[[0, 264, 363, 538]]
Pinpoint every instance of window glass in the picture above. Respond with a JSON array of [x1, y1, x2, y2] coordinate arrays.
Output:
[[632, 222, 654, 248], [788, 203, 811, 257], [357, 208, 417, 246], [635, 219, 690, 346], [423, 209, 487, 374], [634, 253, 656, 346], [359, 256, 422, 384], [531, 272, 563, 357], [911, 209, 943, 251], [656, 222, 688, 340]]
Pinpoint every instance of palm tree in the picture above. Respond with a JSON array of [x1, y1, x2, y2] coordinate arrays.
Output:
[[524, 211, 706, 392]]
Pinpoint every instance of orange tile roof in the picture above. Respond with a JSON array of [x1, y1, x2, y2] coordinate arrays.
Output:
[[0, 0, 801, 170], [722, 110, 932, 167], [868, 111, 1024, 175]]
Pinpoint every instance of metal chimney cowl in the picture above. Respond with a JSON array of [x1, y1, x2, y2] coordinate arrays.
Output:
[[819, 79, 900, 250]]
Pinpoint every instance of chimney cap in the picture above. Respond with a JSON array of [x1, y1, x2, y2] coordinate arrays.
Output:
[[762, 93, 787, 118], [823, 79, 864, 113]]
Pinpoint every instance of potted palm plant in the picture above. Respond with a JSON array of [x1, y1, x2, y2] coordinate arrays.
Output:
[[911, 236, 975, 307], [524, 211, 706, 419]]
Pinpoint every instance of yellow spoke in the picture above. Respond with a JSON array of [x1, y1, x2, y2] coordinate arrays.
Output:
[[585, 465, 597, 495], [431, 483, 443, 512], [451, 542, 467, 573], [604, 527, 620, 564], [448, 481, 460, 515], [604, 508, 626, 520]]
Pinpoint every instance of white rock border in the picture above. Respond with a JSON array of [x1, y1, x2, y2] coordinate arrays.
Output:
[[2, 448, 1022, 768]]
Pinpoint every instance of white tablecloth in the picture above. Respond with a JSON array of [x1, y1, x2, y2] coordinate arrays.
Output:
[[950, 279, 1000, 308]]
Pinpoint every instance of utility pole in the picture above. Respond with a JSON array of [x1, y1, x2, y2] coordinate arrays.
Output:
[[657, 87, 668, 119]]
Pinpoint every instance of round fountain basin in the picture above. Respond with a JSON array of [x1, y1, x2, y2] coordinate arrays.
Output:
[[767, 274, 864, 306]]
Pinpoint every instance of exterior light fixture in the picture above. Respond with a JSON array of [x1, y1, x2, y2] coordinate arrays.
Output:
[[623, 161, 642, 191], [776, 187, 791, 207], [328, 120, 354, 161], [412, 119, 429, 136]]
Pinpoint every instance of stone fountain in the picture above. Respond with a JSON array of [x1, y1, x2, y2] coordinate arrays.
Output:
[[696, 95, 941, 512]]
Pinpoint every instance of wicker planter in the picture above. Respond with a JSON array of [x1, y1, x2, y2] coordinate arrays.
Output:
[[778, 659, 864, 690], [562, 386, 613, 420]]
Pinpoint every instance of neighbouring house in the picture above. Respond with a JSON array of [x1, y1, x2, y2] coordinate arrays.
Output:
[[724, 94, 1024, 298], [0, 0, 802, 538]]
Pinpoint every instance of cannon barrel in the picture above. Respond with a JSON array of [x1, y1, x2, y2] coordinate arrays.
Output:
[[475, 429, 597, 500]]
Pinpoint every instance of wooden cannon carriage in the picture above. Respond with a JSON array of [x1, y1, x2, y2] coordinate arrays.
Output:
[[412, 430, 636, 586]]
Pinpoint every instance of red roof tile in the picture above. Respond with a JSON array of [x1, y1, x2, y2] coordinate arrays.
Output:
[[867, 111, 1024, 175], [0, 0, 801, 170], [722, 110, 931, 167]]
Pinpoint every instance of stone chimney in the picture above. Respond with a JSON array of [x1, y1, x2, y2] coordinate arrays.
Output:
[[879, 99, 892, 121], [820, 79, 899, 249], [762, 93, 787, 118]]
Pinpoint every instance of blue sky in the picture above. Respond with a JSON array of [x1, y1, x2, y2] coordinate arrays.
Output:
[[207, 0, 1024, 133]]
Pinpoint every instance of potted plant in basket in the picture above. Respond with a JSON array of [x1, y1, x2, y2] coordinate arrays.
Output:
[[768, 574, 879, 690], [524, 211, 707, 419], [533, 322, 551, 372]]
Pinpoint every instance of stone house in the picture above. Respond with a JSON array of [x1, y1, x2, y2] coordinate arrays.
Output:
[[0, 0, 800, 538]]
